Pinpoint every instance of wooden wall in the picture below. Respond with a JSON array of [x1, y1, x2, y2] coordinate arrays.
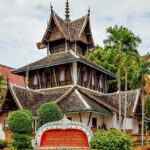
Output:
[[28, 62, 108, 93], [28, 64, 72, 89], [77, 63, 108, 93], [48, 40, 87, 56]]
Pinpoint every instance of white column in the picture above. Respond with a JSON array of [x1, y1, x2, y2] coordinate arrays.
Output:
[[0, 123, 5, 140], [113, 112, 117, 129], [74, 42, 77, 53], [72, 62, 78, 85], [65, 40, 68, 52]]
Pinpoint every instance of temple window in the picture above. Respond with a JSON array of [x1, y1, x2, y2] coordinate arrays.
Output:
[[100, 76, 103, 88], [83, 71, 87, 82], [33, 74, 38, 85], [42, 72, 45, 84], [92, 75, 95, 86], [92, 118, 97, 128], [60, 69, 65, 81], [45, 73, 50, 83]]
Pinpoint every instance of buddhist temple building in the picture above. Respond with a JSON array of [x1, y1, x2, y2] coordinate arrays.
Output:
[[0, 1, 142, 133]]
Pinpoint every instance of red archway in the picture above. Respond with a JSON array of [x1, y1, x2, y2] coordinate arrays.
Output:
[[40, 129, 90, 148]]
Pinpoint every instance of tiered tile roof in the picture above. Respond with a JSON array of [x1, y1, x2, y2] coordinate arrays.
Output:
[[12, 50, 117, 78], [0, 84, 140, 117]]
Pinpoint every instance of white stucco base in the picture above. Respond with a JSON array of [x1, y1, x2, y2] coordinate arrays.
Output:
[[0, 123, 5, 140], [0, 112, 140, 134], [66, 112, 114, 129], [132, 119, 139, 133], [66, 112, 139, 133]]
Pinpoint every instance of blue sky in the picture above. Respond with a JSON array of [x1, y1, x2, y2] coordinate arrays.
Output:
[[0, 0, 150, 68]]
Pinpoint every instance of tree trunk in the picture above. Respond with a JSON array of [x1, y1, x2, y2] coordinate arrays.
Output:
[[141, 85, 145, 146], [124, 62, 128, 131], [117, 64, 121, 130]]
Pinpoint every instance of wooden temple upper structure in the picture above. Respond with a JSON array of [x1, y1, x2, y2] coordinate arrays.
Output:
[[12, 1, 117, 93]]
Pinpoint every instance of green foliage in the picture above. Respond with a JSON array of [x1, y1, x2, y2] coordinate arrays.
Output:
[[0, 75, 6, 104], [8, 109, 33, 134], [90, 129, 132, 150], [0, 75, 5, 89], [88, 46, 117, 92], [88, 46, 117, 73], [37, 102, 63, 128], [88, 25, 141, 92], [104, 25, 141, 53], [145, 96, 150, 118], [88, 46, 140, 91], [0, 140, 7, 149], [12, 133, 32, 150], [21, 109, 33, 121], [131, 60, 150, 89]]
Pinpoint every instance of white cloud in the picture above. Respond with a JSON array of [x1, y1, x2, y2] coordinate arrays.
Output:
[[0, 0, 150, 68]]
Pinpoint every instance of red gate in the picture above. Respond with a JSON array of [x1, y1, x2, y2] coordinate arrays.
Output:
[[40, 129, 90, 148]]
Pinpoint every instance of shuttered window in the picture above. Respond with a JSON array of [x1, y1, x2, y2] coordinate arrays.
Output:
[[60, 70, 65, 81], [33, 74, 38, 85]]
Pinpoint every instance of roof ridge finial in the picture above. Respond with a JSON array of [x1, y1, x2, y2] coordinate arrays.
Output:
[[50, 1, 53, 11], [65, 0, 70, 22], [88, 6, 90, 16]]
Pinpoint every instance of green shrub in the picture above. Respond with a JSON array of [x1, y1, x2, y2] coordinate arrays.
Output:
[[0, 140, 7, 149], [21, 109, 33, 121], [37, 102, 62, 128], [8, 110, 32, 134], [90, 129, 133, 150], [12, 133, 32, 150]]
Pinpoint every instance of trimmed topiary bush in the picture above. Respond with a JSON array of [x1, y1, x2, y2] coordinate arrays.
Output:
[[0, 140, 7, 149], [37, 102, 63, 128], [90, 129, 132, 150], [21, 109, 33, 121], [12, 133, 32, 150], [8, 109, 32, 134]]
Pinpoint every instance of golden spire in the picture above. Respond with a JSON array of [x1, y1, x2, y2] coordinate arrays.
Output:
[[50, 1, 53, 11], [88, 6, 90, 16], [65, 0, 70, 22]]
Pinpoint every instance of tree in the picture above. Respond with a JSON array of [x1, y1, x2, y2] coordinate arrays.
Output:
[[12, 133, 32, 150], [8, 109, 33, 134], [90, 129, 132, 150], [88, 46, 117, 92], [37, 102, 63, 128], [116, 26, 141, 130], [103, 25, 141, 129], [8, 109, 33, 150], [103, 25, 126, 129], [132, 60, 150, 145]]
